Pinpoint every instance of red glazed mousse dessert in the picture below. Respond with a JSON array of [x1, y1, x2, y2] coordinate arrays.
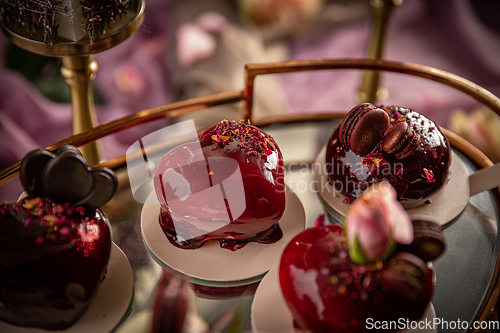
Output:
[[326, 103, 451, 208], [154, 119, 285, 251], [0, 146, 116, 330], [279, 183, 446, 333]]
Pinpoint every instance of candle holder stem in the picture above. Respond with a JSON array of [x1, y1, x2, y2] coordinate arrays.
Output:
[[61, 55, 102, 166], [358, 0, 402, 104]]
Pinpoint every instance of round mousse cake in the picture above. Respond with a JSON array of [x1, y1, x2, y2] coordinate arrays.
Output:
[[154, 119, 286, 251], [0, 198, 111, 330], [326, 104, 451, 207]]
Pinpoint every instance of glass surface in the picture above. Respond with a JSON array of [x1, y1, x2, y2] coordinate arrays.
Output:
[[102, 119, 499, 332]]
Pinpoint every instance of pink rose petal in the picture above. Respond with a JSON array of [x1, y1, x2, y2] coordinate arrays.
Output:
[[176, 23, 216, 69]]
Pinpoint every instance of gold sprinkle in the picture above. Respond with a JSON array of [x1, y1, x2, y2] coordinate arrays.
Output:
[[23, 198, 41, 210], [208, 171, 214, 176], [363, 276, 372, 288], [360, 291, 369, 302], [329, 275, 339, 285], [44, 215, 56, 223], [338, 284, 347, 295], [32, 207, 44, 216]]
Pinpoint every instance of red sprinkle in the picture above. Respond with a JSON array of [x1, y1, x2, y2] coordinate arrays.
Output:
[[423, 168, 435, 183], [314, 214, 326, 228], [201, 119, 278, 157], [75, 206, 86, 215]]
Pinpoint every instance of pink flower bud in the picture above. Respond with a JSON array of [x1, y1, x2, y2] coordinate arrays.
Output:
[[345, 182, 413, 264]]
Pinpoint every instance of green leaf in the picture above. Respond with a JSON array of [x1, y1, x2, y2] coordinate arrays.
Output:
[[350, 236, 369, 264], [382, 239, 396, 261]]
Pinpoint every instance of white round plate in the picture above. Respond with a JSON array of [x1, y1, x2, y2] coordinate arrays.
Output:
[[314, 146, 470, 226], [251, 266, 436, 333], [141, 186, 305, 285], [0, 242, 134, 333]]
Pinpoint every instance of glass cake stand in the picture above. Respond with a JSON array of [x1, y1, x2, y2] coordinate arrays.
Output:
[[1, 59, 499, 333]]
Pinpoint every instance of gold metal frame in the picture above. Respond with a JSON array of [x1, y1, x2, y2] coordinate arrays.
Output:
[[2, 59, 500, 183], [1, 58, 500, 329]]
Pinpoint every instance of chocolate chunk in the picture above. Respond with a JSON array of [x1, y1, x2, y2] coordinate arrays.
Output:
[[340, 103, 390, 156], [20, 149, 55, 198], [381, 252, 428, 301], [54, 145, 83, 157], [19, 145, 118, 208], [398, 219, 446, 262], [43, 154, 94, 205], [75, 168, 118, 209], [382, 122, 420, 159]]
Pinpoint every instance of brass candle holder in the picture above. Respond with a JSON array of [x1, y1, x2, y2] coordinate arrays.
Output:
[[0, 0, 145, 166], [358, 0, 402, 104]]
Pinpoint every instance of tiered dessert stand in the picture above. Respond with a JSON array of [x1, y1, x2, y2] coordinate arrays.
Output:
[[1, 59, 500, 332]]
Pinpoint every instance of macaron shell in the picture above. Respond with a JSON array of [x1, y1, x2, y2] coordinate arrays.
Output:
[[399, 219, 446, 262], [395, 131, 421, 160], [339, 103, 374, 149], [382, 122, 410, 154], [349, 108, 390, 156], [381, 252, 428, 301]]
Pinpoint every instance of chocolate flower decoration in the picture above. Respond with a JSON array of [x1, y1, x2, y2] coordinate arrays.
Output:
[[20, 146, 117, 209], [345, 182, 413, 264]]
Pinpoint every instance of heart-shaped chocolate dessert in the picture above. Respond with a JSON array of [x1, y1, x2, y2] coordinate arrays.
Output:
[[0, 197, 111, 330], [0, 145, 117, 330]]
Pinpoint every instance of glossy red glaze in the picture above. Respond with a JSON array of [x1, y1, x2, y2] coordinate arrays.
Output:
[[0, 198, 111, 330], [326, 106, 451, 204], [154, 120, 285, 251], [279, 225, 433, 333]]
